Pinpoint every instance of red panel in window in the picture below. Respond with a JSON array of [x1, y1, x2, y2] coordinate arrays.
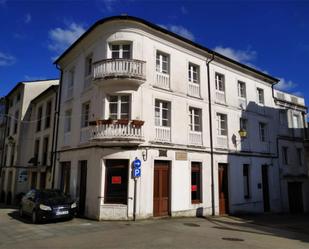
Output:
[[112, 176, 122, 184], [191, 185, 197, 192]]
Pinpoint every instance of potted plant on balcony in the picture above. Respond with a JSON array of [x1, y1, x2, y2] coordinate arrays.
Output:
[[100, 118, 113, 125], [116, 119, 129, 125], [131, 119, 144, 127]]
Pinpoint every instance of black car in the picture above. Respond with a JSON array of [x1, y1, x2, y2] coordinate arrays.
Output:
[[19, 189, 77, 224]]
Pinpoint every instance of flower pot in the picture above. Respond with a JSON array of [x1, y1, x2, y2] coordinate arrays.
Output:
[[131, 120, 144, 127], [116, 119, 129, 125]]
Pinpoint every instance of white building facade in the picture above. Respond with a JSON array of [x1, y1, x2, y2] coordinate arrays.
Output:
[[51, 16, 308, 220]]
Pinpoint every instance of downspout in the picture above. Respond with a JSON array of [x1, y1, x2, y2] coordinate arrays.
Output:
[[206, 53, 215, 216], [51, 65, 63, 189]]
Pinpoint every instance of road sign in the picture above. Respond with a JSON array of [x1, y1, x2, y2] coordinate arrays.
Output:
[[133, 158, 141, 169], [133, 168, 141, 178]]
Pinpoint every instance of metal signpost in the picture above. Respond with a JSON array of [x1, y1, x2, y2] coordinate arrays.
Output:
[[133, 158, 141, 221]]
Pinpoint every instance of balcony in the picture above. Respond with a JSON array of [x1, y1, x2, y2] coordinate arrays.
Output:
[[215, 90, 226, 104], [189, 131, 202, 146], [89, 120, 144, 145], [154, 126, 171, 143], [188, 82, 200, 98], [154, 72, 170, 90], [93, 59, 146, 89]]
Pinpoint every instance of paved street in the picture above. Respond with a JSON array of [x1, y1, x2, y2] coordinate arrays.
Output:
[[1, 207, 309, 249]]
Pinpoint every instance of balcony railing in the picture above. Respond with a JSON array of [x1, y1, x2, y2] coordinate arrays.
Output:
[[217, 135, 228, 149], [155, 72, 170, 90], [189, 131, 202, 145], [93, 59, 146, 81], [155, 126, 171, 143], [215, 91, 226, 104], [188, 82, 200, 98], [89, 120, 144, 142]]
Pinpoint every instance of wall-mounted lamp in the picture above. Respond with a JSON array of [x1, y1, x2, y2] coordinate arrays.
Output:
[[142, 148, 148, 162], [238, 129, 248, 139]]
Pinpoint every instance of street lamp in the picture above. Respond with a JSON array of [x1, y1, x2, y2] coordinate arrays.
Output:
[[238, 128, 247, 139]]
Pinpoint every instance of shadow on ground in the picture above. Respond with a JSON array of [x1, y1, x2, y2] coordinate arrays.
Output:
[[206, 213, 309, 244]]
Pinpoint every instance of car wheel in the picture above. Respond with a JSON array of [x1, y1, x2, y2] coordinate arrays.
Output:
[[32, 210, 40, 224], [19, 206, 24, 217]]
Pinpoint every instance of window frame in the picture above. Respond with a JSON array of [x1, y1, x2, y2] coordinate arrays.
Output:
[[45, 100, 52, 129], [259, 122, 267, 142], [189, 107, 202, 132], [85, 54, 93, 76], [217, 113, 228, 136], [188, 63, 199, 84], [64, 109, 72, 133], [156, 51, 170, 74], [36, 106, 43, 132], [215, 73, 225, 92], [108, 95, 130, 120], [110, 43, 131, 59], [155, 99, 171, 127], [81, 102, 90, 128], [238, 81, 246, 98], [257, 88, 265, 105]]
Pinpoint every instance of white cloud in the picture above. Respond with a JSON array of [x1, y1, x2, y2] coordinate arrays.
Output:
[[181, 6, 188, 14], [48, 22, 85, 56], [100, 0, 117, 12], [214, 46, 257, 64], [275, 78, 298, 91], [291, 91, 303, 97], [158, 24, 195, 41], [24, 13, 31, 24], [0, 52, 16, 66]]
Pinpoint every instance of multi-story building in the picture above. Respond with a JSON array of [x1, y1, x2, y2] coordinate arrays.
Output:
[[0, 80, 58, 204], [0, 97, 7, 201], [52, 15, 308, 220], [273, 90, 309, 213]]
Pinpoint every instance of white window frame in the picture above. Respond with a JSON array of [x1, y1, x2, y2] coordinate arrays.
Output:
[[238, 81, 246, 98], [188, 63, 199, 84], [66, 68, 74, 99], [155, 99, 170, 127], [108, 95, 130, 120], [189, 107, 202, 132], [215, 73, 225, 92], [259, 122, 267, 142], [257, 88, 264, 105], [85, 55, 93, 76], [110, 43, 131, 59], [64, 109, 72, 133], [216, 113, 228, 136], [156, 51, 169, 74], [293, 114, 300, 128], [81, 102, 90, 128]]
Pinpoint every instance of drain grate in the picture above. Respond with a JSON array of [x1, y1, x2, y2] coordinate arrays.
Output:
[[222, 237, 244, 242], [183, 223, 200, 227]]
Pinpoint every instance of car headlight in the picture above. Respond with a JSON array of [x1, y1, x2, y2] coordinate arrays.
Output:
[[39, 204, 52, 211], [71, 202, 77, 209]]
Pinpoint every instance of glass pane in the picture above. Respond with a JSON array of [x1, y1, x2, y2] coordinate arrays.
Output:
[[121, 95, 129, 102]]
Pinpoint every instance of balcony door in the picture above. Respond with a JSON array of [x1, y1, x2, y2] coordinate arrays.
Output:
[[109, 95, 130, 120], [110, 44, 131, 59]]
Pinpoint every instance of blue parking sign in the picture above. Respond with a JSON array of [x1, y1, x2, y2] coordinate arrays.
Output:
[[133, 168, 141, 178]]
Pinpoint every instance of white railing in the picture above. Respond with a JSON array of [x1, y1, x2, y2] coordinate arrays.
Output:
[[155, 72, 170, 90], [215, 91, 226, 104], [63, 132, 71, 146], [80, 127, 90, 143], [155, 126, 171, 142], [188, 82, 200, 97], [189, 131, 202, 145], [90, 123, 143, 140], [238, 98, 247, 109], [217, 135, 228, 148], [93, 59, 146, 80]]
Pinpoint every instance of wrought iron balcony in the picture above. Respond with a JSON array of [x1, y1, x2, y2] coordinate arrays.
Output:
[[93, 59, 146, 88]]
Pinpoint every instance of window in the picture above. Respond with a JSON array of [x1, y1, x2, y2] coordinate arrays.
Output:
[[259, 122, 267, 142], [191, 162, 201, 204], [109, 95, 130, 120], [297, 148, 303, 166], [282, 146, 288, 165], [111, 44, 131, 59], [85, 55, 93, 76], [257, 88, 264, 104], [238, 81, 246, 98], [42, 137, 49, 166], [60, 162, 71, 194], [81, 102, 90, 127], [217, 113, 227, 136], [13, 110, 19, 134], [64, 110, 72, 133], [6, 117, 11, 136], [105, 160, 128, 204], [293, 114, 300, 128], [66, 68, 74, 99], [10, 144, 15, 166], [45, 100, 52, 129], [155, 99, 170, 127], [240, 118, 247, 131], [188, 63, 199, 83], [215, 73, 225, 92], [156, 51, 169, 74], [189, 107, 202, 132], [36, 106, 43, 132], [34, 139, 40, 166], [279, 110, 287, 126], [243, 164, 250, 199]]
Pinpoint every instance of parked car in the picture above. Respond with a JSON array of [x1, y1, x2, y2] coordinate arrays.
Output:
[[19, 189, 77, 224]]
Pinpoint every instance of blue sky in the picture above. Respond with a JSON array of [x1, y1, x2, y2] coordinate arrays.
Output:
[[0, 0, 308, 104]]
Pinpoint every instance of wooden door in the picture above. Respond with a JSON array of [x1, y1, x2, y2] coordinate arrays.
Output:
[[288, 182, 304, 214], [262, 165, 270, 212], [153, 161, 170, 217], [78, 161, 87, 216], [218, 163, 229, 215]]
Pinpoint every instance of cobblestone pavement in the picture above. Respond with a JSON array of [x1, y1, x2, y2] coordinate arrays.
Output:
[[0, 207, 309, 249]]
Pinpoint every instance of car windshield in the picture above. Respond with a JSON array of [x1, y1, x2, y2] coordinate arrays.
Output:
[[38, 190, 67, 199]]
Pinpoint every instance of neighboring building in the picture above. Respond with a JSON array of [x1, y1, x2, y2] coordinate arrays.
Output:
[[274, 90, 309, 213], [53, 15, 309, 220], [0, 80, 59, 204], [0, 97, 7, 201]]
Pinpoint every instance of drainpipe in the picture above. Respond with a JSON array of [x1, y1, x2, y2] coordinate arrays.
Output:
[[51, 65, 63, 189], [206, 53, 215, 216]]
